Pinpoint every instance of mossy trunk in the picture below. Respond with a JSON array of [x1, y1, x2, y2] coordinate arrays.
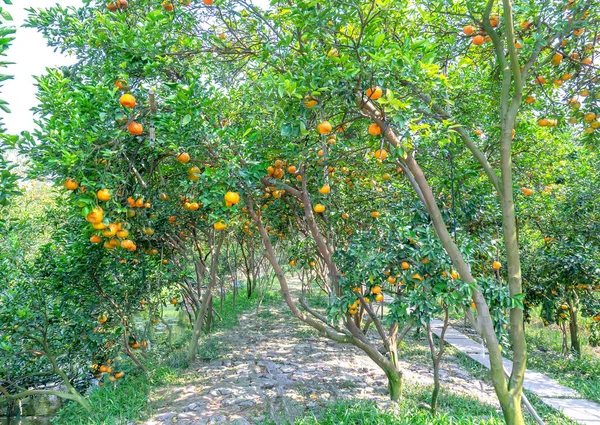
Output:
[[500, 393, 525, 425], [386, 370, 403, 402], [568, 299, 581, 356]]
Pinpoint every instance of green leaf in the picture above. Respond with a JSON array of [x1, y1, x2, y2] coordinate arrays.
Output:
[[374, 33, 385, 47]]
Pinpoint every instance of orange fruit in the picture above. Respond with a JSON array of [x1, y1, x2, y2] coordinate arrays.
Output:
[[318, 184, 331, 195], [107, 3, 117, 11], [451, 270, 459, 279], [90, 234, 102, 244], [327, 47, 338, 58], [492, 261, 501, 270], [119, 93, 136, 108], [288, 165, 297, 174], [177, 152, 190, 163], [401, 262, 410, 270], [214, 221, 227, 230], [581, 57, 592, 65], [121, 239, 134, 249], [115, 79, 127, 90], [313, 203, 325, 213], [371, 285, 382, 294], [472, 35, 484, 45], [127, 122, 143, 135], [551, 53, 563, 65], [115, 371, 125, 379], [520, 187, 533, 196], [489, 15, 499, 27], [317, 121, 333, 134], [371, 211, 380, 218], [159, 193, 169, 200], [224, 191, 240, 205], [538, 118, 549, 127], [97, 189, 110, 201], [366, 86, 383, 100], [98, 315, 108, 324], [375, 294, 384, 302], [86, 207, 104, 224], [373, 149, 388, 160], [162, 1, 174, 11], [203, 0, 214, 4], [303, 98, 317, 108], [535, 76, 546, 84], [524, 95, 535, 104], [521, 21, 531, 30], [63, 178, 79, 190], [116, 229, 129, 238], [116, 0, 128, 7], [463, 25, 475, 35], [368, 123, 381, 136]]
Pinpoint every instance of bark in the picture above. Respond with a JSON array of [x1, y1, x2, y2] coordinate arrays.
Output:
[[0, 386, 91, 413], [358, 97, 513, 414], [187, 233, 224, 364], [426, 309, 449, 415], [245, 193, 404, 401], [568, 298, 581, 356]]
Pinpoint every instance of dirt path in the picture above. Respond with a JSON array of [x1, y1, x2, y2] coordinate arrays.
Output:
[[144, 294, 499, 425]]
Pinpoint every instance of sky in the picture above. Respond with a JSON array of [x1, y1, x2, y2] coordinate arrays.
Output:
[[1, 0, 82, 135]]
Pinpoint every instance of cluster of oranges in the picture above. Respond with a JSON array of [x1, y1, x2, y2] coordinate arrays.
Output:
[[181, 196, 201, 211], [127, 196, 151, 208], [347, 285, 385, 315], [107, 0, 128, 11], [267, 159, 287, 180], [115, 84, 144, 136]]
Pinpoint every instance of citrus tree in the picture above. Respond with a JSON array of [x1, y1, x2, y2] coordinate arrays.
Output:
[[22, 1, 600, 424], [521, 148, 600, 356], [0, 1, 19, 205]]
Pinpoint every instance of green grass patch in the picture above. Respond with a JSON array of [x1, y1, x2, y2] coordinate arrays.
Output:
[[52, 287, 281, 425], [52, 373, 150, 425], [503, 317, 600, 403]]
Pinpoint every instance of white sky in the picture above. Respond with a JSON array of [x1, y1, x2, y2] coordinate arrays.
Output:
[[1, 0, 82, 135]]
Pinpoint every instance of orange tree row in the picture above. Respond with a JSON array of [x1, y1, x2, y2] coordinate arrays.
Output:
[[20, 1, 600, 424]]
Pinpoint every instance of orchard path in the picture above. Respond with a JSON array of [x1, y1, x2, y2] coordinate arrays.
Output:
[[430, 320, 600, 425], [143, 283, 501, 425]]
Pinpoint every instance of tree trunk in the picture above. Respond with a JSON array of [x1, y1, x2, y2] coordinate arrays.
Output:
[[187, 292, 212, 364], [568, 298, 581, 356], [501, 394, 525, 425], [385, 369, 403, 401]]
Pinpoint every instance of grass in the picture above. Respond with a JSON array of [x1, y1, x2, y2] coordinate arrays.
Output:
[[53, 372, 150, 425], [449, 346, 579, 425], [395, 331, 579, 425], [52, 287, 281, 425], [261, 378, 576, 425], [515, 317, 600, 403]]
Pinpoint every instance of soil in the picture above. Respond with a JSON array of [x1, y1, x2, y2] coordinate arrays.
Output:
[[143, 291, 499, 425]]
